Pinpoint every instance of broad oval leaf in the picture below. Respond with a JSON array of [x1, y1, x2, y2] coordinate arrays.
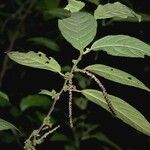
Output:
[[65, 0, 85, 13], [0, 118, 17, 131], [85, 64, 150, 92], [20, 95, 52, 111], [58, 12, 97, 52], [8, 51, 61, 73], [94, 2, 141, 22], [91, 35, 150, 57], [81, 89, 150, 136]]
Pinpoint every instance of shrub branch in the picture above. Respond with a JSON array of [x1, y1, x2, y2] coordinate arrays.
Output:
[[24, 52, 83, 149], [75, 68, 116, 116]]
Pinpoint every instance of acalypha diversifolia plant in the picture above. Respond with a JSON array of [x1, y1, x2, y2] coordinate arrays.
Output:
[[1, 0, 149, 149]]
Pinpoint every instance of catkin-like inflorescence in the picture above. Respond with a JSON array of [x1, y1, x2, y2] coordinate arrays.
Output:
[[76, 69, 116, 116], [68, 79, 74, 128]]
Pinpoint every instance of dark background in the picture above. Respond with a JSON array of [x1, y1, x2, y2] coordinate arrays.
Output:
[[0, 0, 150, 149]]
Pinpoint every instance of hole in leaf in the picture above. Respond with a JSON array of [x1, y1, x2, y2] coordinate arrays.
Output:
[[128, 77, 132, 80], [45, 61, 49, 64], [38, 53, 42, 57], [111, 69, 113, 71]]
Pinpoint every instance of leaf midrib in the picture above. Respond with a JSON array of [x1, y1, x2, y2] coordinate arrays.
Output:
[[92, 43, 149, 55], [17, 55, 60, 73], [83, 91, 150, 135], [86, 67, 144, 88]]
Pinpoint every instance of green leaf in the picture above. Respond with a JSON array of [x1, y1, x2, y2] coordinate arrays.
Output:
[[8, 51, 61, 73], [94, 2, 141, 22], [74, 97, 88, 110], [28, 37, 59, 52], [81, 89, 150, 136], [38, 0, 60, 11], [9, 107, 21, 118], [113, 12, 150, 22], [20, 95, 52, 111], [39, 89, 58, 99], [75, 73, 91, 89], [85, 64, 150, 92], [0, 91, 9, 102], [86, 0, 100, 5], [65, 0, 85, 13], [139, 13, 150, 22], [35, 111, 46, 122], [0, 91, 9, 107], [91, 35, 150, 58], [45, 8, 70, 19], [0, 118, 17, 131], [58, 12, 97, 52], [39, 89, 53, 97]]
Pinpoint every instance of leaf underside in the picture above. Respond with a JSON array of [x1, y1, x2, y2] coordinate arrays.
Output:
[[65, 0, 85, 13], [85, 64, 150, 92], [0, 118, 17, 131], [81, 89, 150, 136], [94, 2, 141, 21], [58, 12, 97, 52], [91, 35, 150, 57], [8, 51, 61, 73]]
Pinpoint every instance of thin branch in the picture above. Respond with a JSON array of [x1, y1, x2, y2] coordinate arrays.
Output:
[[40, 125, 60, 140], [25, 52, 84, 149], [37, 52, 83, 132], [37, 80, 68, 133]]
